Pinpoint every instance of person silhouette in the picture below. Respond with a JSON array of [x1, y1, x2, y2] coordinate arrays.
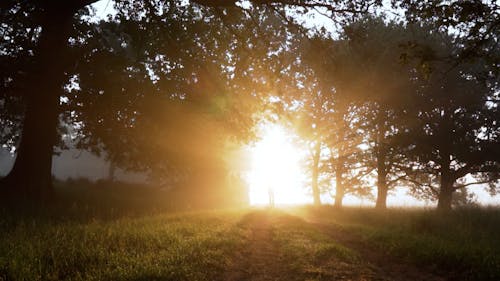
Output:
[[268, 185, 275, 208]]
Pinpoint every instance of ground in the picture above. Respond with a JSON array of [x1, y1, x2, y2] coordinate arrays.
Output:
[[223, 210, 443, 281], [1, 206, 499, 280]]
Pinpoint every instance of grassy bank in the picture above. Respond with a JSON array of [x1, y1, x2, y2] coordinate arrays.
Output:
[[307, 207, 500, 280]]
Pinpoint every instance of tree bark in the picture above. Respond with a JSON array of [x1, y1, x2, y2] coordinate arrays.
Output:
[[375, 108, 388, 209], [0, 6, 74, 203], [436, 109, 454, 211], [437, 183, 453, 211], [334, 158, 344, 208], [437, 162, 454, 211], [311, 142, 321, 206], [375, 137, 388, 209], [375, 174, 388, 209]]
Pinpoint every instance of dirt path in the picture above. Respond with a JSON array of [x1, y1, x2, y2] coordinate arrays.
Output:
[[223, 210, 445, 281], [223, 211, 287, 281]]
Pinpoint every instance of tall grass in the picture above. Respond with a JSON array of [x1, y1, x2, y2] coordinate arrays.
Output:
[[0, 211, 246, 281], [309, 207, 500, 281], [1, 183, 498, 281], [0, 181, 248, 281]]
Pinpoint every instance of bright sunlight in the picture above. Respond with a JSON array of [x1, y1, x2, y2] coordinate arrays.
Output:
[[246, 125, 311, 206]]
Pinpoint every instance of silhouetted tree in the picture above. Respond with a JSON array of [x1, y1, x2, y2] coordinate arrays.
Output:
[[331, 18, 418, 209], [398, 0, 499, 73], [299, 35, 372, 208], [283, 69, 335, 207], [401, 31, 499, 210], [0, 0, 375, 203]]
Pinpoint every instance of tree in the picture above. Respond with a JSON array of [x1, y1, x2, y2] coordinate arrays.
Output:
[[1, 0, 375, 204], [303, 17, 418, 209], [275, 26, 369, 207], [286, 78, 335, 207], [0, 1, 91, 202], [63, 3, 290, 208], [296, 34, 373, 208], [398, 0, 500, 73], [275, 39, 335, 206], [336, 18, 418, 209], [1, 0, 255, 203], [397, 29, 499, 210]]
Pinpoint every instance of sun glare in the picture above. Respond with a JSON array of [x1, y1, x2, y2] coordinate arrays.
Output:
[[246, 125, 310, 206]]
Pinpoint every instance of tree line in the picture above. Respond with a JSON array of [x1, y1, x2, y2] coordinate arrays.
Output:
[[281, 17, 499, 210], [0, 0, 498, 210]]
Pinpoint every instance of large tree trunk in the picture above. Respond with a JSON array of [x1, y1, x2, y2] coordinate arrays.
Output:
[[436, 111, 454, 211], [375, 175, 388, 209], [375, 109, 389, 209], [437, 183, 453, 211], [334, 159, 344, 208], [437, 164, 454, 211], [375, 135, 388, 209], [0, 6, 74, 203], [311, 142, 321, 206]]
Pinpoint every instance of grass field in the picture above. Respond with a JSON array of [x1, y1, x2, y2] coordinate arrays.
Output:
[[1, 188, 499, 281]]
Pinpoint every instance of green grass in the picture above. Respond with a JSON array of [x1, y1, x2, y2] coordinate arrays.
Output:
[[307, 206, 500, 281], [1, 185, 499, 281], [0, 211, 246, 281], [271, 213, 363, 281]]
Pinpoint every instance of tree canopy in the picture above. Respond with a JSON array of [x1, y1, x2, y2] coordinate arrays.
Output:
[[0, 0, 498, 210]]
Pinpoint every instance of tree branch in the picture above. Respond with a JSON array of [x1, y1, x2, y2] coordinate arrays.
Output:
[[454, 179, 499, 189]]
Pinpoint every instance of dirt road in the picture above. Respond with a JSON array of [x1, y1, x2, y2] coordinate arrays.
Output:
[[223, 210, 444, 281]]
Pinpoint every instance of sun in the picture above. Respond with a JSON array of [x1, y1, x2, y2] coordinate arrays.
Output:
[[245, 124, 311, 206]]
